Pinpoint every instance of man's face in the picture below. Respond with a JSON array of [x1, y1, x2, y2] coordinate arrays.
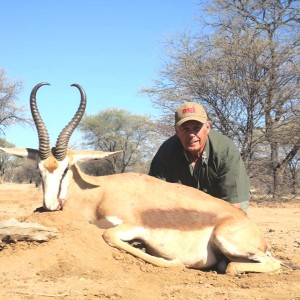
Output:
[[175, 120, 210, 155]]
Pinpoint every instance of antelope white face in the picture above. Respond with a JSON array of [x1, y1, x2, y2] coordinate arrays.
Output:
[[26, 82, 88, 210], [0, 83, 122, 211], [39, 156, 70, 211]]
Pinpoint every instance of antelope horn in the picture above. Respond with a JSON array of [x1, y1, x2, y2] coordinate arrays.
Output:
[[30, 82, 51, 160], [54, 84, 86, 161]]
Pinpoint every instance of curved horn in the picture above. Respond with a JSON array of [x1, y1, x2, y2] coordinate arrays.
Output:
[[54, 84, 86, 161], [30, 82, 51, 160]]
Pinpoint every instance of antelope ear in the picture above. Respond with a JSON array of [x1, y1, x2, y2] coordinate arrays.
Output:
[[69, 150, 122, 165], [0, 147, 40, 161]]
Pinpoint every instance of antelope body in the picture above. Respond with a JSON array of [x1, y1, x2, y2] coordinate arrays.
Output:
[[0, 83, 283, 275]]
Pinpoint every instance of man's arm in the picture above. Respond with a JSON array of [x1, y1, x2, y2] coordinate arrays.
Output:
[[217, 149, 250, 213]]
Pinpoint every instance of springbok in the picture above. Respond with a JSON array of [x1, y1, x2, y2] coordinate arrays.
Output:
[[0, 83, 284, 275]]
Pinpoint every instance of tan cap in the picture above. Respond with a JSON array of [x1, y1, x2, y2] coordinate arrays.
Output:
[[175, 102, 207, 126]]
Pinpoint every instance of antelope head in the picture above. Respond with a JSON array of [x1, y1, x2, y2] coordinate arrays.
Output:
[[0, 83, 120, 211]]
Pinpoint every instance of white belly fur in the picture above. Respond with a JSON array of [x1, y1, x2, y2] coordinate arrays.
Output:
[[142, 226, 218, 268]]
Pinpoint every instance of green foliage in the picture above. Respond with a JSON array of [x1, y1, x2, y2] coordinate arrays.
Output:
[[0, 138, 40, 184], [79, 108, 163, 173], [142, 0, 300, 197], [0, 138, 14, 182], [79, 160, 115, 176], [0, 137, 14, 148]]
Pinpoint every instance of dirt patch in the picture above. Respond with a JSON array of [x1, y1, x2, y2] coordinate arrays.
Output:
[[0, 183, 299, 300]]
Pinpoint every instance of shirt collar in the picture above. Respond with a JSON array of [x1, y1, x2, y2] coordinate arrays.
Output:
[[183, 148, 207, 164]]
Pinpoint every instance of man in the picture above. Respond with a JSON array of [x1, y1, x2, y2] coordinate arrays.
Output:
[[149, 102, 250, 212]]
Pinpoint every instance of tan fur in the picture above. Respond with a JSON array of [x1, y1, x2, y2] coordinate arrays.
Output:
[[0, 147, 282, 275], [43, 157, 59, 173], [64, 163, 281, 274]]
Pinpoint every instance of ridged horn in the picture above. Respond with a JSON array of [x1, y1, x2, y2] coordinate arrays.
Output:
[[54, 84, 86, 161], [30, 82, 51, 160]]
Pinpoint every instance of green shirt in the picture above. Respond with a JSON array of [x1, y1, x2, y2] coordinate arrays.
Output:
[[149, 130, 250, 212]]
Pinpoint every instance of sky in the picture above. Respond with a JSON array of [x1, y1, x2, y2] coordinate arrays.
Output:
[[1, 0, 201, 149]]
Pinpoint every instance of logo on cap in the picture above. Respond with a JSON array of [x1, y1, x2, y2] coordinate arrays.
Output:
[[175, 102, 208, 126], [182, 107, 196, 114]]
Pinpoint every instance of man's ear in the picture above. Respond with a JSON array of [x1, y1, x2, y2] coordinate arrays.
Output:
[[205, 122, 211, 133]]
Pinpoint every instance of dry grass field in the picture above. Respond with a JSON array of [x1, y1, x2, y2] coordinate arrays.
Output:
[[0, 183, 299, 300]]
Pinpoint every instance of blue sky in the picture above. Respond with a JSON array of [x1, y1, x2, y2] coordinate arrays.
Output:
[[1, 0, 200, 148]]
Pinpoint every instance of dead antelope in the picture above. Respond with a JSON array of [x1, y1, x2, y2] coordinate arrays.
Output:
[[0, 83, 285, 275]]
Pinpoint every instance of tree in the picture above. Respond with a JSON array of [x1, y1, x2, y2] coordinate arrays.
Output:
[[79, 108, 164, 174], [0, 138, 15, 182], [12, 159, 41, 185], [0, 69, 28, 136], [208, 0, 300, 197], [142, 0, 300, 197], [0, 137, 40, 184], [287, 154, 300, 195]]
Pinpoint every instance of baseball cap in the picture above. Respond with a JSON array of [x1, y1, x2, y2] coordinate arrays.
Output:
[[175, 102, 208, 126]]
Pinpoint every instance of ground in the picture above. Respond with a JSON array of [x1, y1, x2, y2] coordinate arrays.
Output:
[[0, 183, 299, 300]]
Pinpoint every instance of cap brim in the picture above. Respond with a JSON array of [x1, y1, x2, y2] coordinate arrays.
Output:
[[176, 116, 207, 126]]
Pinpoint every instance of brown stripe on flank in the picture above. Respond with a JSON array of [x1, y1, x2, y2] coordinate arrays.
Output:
[[43, 156, 59, 173], [140, 209, 217, 230]]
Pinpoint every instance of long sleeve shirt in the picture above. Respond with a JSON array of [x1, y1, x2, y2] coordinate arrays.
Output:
[[149, 130, 250, 212]]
